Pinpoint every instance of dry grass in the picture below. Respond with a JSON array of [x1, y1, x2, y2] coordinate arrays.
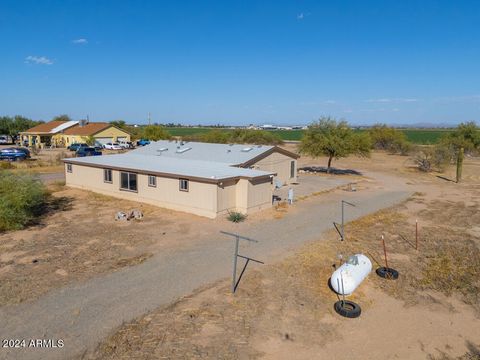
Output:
[[90, 183, 480, 359]]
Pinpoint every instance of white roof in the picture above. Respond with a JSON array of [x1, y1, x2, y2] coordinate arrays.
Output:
[[131, 140, 275, 165], [50, 120, 79, 133], [65, 153, 274, 181]]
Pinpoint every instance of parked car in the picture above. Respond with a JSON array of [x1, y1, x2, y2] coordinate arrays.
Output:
[[118, 141, 135, 149], [0, 135, 13, 144], [76, 147, 102, 157], [103, 142, 122, 150], [68, 143, 89, 151], [0, 147, 31, 161], [136, 139, 150, 146]]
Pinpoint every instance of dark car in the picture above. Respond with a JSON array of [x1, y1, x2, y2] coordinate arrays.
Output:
[[68, 143, 89, 151], [0, 147, 31, 161], [76, 147, 102, 157]]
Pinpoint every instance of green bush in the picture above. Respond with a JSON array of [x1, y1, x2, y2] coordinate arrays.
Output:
[[369, 124, 413, 155], [0, 172, 48, 231], [142, 125, 172, 141], [227, 211, 247, 223], [184, 129, 283, 145]]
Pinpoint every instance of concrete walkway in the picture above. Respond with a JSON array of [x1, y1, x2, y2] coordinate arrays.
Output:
[[0, 172, 411, 360]]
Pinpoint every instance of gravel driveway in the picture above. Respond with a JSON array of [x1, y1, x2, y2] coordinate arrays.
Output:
[[0, 171, 411, 360]]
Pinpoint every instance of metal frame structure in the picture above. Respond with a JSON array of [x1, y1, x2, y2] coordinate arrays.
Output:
[[220, 231, 264, 293]]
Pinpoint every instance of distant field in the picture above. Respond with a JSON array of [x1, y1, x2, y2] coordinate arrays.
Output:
[[165, 127, 454, 144]]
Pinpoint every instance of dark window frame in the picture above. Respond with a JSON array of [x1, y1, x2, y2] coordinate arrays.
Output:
[[179, 178, 189, 192], [119, 171, 138, 192], [290, 160, 295, 179], [148, 175, 157, 187], [66, 163, 72, 173], [104, 169, 113, 183]]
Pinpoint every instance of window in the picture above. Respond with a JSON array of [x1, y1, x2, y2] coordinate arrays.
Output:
[[104, 169, 112, 183], [179, 178, 189, 192], [66, 163, 72, 173], [120, 172, 137, 192], [290, 161, 295, 179], [148, 175, 156, 187]]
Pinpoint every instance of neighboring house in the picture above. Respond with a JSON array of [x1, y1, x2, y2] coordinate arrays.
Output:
[[63, 141, 299, 218], [21, 120, 130, 148], [61, 121, 131, 146], [21, 120, 79, 147]]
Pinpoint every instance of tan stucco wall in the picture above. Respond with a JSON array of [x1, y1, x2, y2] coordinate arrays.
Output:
[[235, 178, 272, 214], [94, 127, 131, 141], [65, 164, 218, 218], [216, 179, 238, 215], [65, 163, 272, 218], [251, 152, 297, 185]]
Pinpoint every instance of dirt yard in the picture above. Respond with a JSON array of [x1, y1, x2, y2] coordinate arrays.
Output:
[[0, 186, 225, 306], [86, 151, 480, 360], [0, 145, 366, 307]]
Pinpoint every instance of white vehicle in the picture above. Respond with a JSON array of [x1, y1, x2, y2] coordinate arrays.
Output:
[[0, 135, 13, 145], [118, 140, 134, 149], [103, 142, 122, 150]]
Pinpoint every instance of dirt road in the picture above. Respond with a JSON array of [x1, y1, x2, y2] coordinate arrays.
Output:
[[0, 171, 411, 360]]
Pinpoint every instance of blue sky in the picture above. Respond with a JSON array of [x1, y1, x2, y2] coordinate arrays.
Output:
[[1, 0, 479, 125]]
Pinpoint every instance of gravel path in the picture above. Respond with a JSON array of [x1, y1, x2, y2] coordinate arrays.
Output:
[[0, 172, 411, 360]]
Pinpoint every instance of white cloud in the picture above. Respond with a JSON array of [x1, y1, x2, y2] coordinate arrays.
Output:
[[24, 55, 54, 65], [72, 38, 88, 44], [365, 98, 418, 103]]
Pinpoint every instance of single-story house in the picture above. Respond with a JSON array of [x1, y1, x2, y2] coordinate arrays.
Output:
[[64, 141, 299, 218], [21, 120, 130, 148], [61, 121, 131, 146]]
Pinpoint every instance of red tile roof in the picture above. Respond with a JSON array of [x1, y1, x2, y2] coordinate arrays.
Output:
[[63, 122, 112, 136]]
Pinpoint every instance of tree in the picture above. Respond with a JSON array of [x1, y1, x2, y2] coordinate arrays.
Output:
[[85, 135, 96, 146], [0, 115, 43, 137], [440, 121, 480, 183], [441, 121, 480, 153], [299, 117, 371, 172], [142, 125, 172, 141], [52, 114, 72, 122], [110, 120, 127, 129], [368, 124, 412, 155]]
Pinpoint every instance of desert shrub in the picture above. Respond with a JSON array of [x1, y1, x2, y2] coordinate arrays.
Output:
[[142, 125, 172, 141], [197, 130, 231, 144], [0, 172, 48, 231], [369, 124, 413, 155], [227, 211, 247, 223], [229, 129, 283, 145], [413, 145, 454, 172], [184, 129, 283, 145]]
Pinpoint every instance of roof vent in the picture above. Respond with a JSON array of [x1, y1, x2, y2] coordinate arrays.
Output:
[[227, 149, 231, 153], [176, 147, 192, 154], [241, 147, 253, 152], [157, 148, 168, 152]]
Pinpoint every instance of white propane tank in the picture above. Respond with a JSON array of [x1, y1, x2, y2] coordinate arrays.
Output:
[[331, 254, 372, 295]]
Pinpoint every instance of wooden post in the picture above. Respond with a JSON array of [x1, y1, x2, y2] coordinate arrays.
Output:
[[382, 235, 388, 268]]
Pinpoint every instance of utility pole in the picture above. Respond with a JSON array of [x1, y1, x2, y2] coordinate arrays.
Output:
[[148, 112, 151, 126]]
